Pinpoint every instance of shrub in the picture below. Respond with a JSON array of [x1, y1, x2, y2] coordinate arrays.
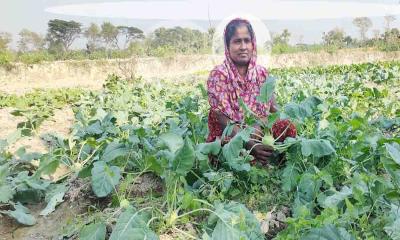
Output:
[[0, 51, 15, 69], [18, 51, 54, 64]]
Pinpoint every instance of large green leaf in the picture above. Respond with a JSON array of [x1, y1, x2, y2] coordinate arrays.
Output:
[[0, 185, 14, 203], [322, 186, 352, 208], [146, 155, 164, 176], [197, 139, 221, 155], [211, 220, 240, 240], [284, 103, 310, 121], [101, 141, 129, 162], [115, 228, 159, 240], [0, 129, 21, 151], [208, 202, 263, 240], [303, 224, 355, 240], [386, 143, 400, 165], [13, 171, 50, 191], [40, 184, 67, 216], [221, 129, 252, 172], [256, 76, 276, 104], [382, 156, 400, 187], [18, 151, 42, 162], [109, 207, 158, 240], [384, 204, 400, 240], [172, 137, 195, 176], [297, 173, 320, 202], [222, 129, 251, 162], [301, 139, 336, 158], [302, 96, 323, 113], [222, 133, 243, 162], [86, 121, 103, 135], [158, 132, 184, 153], [5, 203, 36, 226], [283, 96, 322, 121], [0, 164, 9, 182], [281, 162, 300, 192], [385, 218, 400, 240], [80, 222, 107, 240], [37, 154, 60, 176], [40, 191, 65, 216], [196, 140, 220, 172], [293, 173, 321, 217], [91, 161, 121, 197]]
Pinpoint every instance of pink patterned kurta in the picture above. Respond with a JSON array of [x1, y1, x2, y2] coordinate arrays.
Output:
[[206, 18, 275, 142]]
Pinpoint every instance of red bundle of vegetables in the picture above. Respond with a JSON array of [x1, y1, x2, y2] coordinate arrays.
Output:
[[271, 119, 297, 142]]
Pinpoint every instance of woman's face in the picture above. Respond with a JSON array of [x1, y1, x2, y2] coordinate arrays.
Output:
[[228, 25, 254, 66]]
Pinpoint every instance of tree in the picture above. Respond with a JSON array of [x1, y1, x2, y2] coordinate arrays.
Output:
[[116, 26, 145, 49], [84, 23, 101, 51], [273, 29, 291, 45], [18, 29, 46, 52], [149, 26, 206, 54], [322, 28, 345, 48], [383, 28, 400, 42], [352, 17, 372, 42], [46, 19, 82, 51], [0, 32, 12, 51], [100, 22, 119, 49], [384, 15, 396, 31], [344, 36, 354, 46], [207, 27, 216, 49]]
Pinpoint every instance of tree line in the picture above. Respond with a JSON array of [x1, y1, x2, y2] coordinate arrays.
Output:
[[0, 16, 399, 64], [271, 16, 400, 53], [0, 19, 213, 64]]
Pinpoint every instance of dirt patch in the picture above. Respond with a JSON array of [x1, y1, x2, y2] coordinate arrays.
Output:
[[129, 173, 164, 197], [0, 201, 83, 240], [0, 108, 26, 140], [260, 206, 290, 240], [1, 107, 75, 154], [1, 49, 400, 95], [0, 179, 91, 240], [0, 179, 91, 239]]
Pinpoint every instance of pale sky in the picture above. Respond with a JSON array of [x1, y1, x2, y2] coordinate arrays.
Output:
[[2, 0, 400, 48], [45, 0, 400, 20]]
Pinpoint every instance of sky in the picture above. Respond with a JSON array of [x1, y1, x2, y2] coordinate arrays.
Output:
[[1, 0, 400, 48]]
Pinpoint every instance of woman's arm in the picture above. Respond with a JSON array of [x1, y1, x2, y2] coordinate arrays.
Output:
[[214, 109, 241, 137]]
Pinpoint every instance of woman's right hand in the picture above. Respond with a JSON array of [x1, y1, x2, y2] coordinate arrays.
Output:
[[246, 140, 274, 165]]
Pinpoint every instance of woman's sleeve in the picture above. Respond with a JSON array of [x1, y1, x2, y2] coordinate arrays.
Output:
[[207, 70, 239, 121]]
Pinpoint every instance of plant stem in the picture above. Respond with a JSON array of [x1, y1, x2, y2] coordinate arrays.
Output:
[[176, 208, 214, 219]]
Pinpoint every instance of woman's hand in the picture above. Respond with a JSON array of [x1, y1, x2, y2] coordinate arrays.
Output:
[[246, 140, 274, 165], [249, 124, 274, 163]]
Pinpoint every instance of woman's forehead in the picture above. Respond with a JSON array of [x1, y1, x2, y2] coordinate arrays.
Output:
[[231, 26, 251, 39]]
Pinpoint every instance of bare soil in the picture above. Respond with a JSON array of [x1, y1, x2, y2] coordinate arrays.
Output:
[[1, 49, 400, 95], [0, 201, 86, 240], [0, 107, 74, 154], [0, 107, 78, 239], [0, 178, 92, 240]]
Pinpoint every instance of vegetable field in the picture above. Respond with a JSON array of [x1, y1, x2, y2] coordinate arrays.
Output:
[[1, 61, 400, 239]]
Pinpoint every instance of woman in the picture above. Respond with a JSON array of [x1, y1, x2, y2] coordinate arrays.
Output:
[[207, 18, 277, 164]]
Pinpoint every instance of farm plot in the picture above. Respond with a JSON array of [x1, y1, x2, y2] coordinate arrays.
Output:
[[0, 62, 400, 239]]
